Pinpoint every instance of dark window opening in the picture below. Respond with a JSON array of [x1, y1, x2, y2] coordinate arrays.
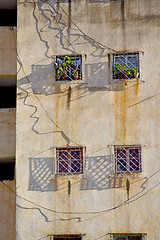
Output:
[[115, 236, 142, 240], [0, 161, 15, 181], [0, 9, 17, 26], [0, 87, 16, 108]]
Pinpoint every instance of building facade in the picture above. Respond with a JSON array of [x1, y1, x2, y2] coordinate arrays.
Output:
[[0, 0, 17, 239], [17, 0, 160, 239]]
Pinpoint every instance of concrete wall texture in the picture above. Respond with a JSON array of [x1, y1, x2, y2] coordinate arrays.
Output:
[[17, 0, 160, 239]]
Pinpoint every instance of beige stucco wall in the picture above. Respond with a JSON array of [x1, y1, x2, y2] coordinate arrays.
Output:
[[17, 0, 160, 239]]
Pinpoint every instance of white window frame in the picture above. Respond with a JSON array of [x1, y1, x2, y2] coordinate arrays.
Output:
[[114, 145, 142, 174], [54, 146, 86, 177]]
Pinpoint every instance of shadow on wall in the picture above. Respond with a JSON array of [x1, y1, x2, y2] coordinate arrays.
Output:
[[80, 154, 125, 190], [28, 157, 58, 192], [18, 59, 125, 96], [28, 155, 125, 192]]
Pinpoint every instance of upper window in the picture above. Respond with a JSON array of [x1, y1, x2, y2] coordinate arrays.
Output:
[[112, 52, 140, 81], [114, 236, 142, 240], [54, 55, 82, 82], [114, 145, 142, 173], [56, 147, 84, 175]]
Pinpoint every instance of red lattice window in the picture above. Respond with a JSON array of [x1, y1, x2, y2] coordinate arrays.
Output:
[[114, 146, 142, 173], [56, 147, 84, 175]]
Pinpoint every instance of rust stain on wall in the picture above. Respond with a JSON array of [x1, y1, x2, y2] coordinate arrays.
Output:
[[114, 82, 127, 144], [114, 80, 140, 144], [55, 94, 60, 145]]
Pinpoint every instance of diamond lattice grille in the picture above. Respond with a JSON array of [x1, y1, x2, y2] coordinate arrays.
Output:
[[112, 52, 140, 80], [55, 55, 82, 81], [56, 147, 83, 175], [114, 146, 141, 173]]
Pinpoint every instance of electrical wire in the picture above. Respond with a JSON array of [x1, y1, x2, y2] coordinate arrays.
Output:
[[51, 0, 119, 52]]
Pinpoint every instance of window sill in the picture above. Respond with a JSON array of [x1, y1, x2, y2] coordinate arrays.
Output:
[[53, 173, 88, 179], [109, 172, 146, 179], [52, 79, 86, 85]]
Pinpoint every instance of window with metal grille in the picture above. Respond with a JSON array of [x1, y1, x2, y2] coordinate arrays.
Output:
[[114, 236, 142, 240], [56, 147, 84, 175], [54, 55, 82, 81], [112, 52, 140, 81], [114, 146, 142, 173]]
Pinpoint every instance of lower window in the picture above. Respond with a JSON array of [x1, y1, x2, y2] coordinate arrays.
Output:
[[114, 145, 142, 173], [56, 147, 84, 175], [0, 158, 15, 181], [114, 236, 142, 240]]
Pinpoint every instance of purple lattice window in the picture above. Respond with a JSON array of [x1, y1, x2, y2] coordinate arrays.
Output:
[[56, 147, 83, 175], [114, 146, 142, 173]]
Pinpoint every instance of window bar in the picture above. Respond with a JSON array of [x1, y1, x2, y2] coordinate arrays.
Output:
[[82, 54, 86, 83], [117, 55, 139, 72], [83, 147, 86, 176], [57, 148, 83, 175], [115, 146, 141, 173], [114, 64, 130, 79], [57, 58, 82, 73], [114, 57, 138, 79], [56, 56, 82, 81], [113, 53, 140, 80]]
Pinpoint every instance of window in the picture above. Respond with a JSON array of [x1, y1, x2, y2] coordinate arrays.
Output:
[[114, 145, 141, 173], [56, 147, 84, 175], [54, 55, 82, 81], [49, 234, 82, 240], [0, 158, 15, 181], [111, 52, 140, 81], [114, 236, 142, 240], [0, 87, 16, 108], [0, 9, 17, 26]]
